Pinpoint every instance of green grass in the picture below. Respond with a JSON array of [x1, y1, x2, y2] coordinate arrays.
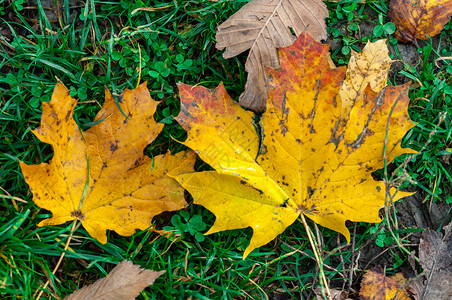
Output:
[[1, 0, 451, 299]]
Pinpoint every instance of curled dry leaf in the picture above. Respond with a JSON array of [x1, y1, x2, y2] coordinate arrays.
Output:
[[20, 83, 195, 243], [360, 266, 412, 300], [216, 0, 328, 111], [64, 260, 165, 300], [388, 0, 452, 42], [174, 32, 415, 258]]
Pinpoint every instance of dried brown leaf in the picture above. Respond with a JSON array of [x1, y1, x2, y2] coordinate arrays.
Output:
[[215, 0, 328, 111], [313, 287, 351, 300], [407, 276, 424, 300], [418, 224, 452, 299], [64, 261, 165, 300]]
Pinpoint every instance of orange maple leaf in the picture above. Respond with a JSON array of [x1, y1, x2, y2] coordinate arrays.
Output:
[[360, 266, 412, 300], [174, 32, 416, 258], [388, 0, 452, 42], [20, 83, 195, 243]]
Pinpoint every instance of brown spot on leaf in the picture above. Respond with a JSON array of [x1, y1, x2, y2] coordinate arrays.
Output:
[[110, 142, 118, 152], [65, 110, 71, 122], [71, 210, 85, 220]]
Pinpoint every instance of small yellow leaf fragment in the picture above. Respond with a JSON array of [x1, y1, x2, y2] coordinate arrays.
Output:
[[339, 39, 392, 118]]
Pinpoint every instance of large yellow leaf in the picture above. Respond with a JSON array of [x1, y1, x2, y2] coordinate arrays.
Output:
[[175, 32, 415, 258], [20, 82, 195, 243]]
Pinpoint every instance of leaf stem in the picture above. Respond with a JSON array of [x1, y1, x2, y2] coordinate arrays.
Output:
[[35, 220, 80, 300], [300, 214, 332, 300]]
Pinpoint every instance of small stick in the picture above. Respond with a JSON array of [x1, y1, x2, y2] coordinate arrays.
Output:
[[338, 235, 347, 290], [347, 223, 357, 292]]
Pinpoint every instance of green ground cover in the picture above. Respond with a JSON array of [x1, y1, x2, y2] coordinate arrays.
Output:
[[1, 0, 451, 299]]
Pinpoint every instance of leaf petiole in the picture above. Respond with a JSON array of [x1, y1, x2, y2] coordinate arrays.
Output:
[[300, 214, 332, 300]]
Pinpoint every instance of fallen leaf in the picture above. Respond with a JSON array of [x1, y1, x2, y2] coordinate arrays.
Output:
[[20, 82, 195, 243], [360, 266, 412, 300], [417, 224, 452, 299], [407, 276, 424, 300], [314, 287, 351, 300], [339, 39, 392, 118], [174, 32, 415, 258], [388, 0, 452, 42], [216, 0, 328, 111], [64, 260, 165, 300]]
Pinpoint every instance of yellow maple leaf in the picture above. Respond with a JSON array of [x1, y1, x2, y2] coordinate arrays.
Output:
[[174, 32, 416, 258], [20, 82, 195, 243]]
